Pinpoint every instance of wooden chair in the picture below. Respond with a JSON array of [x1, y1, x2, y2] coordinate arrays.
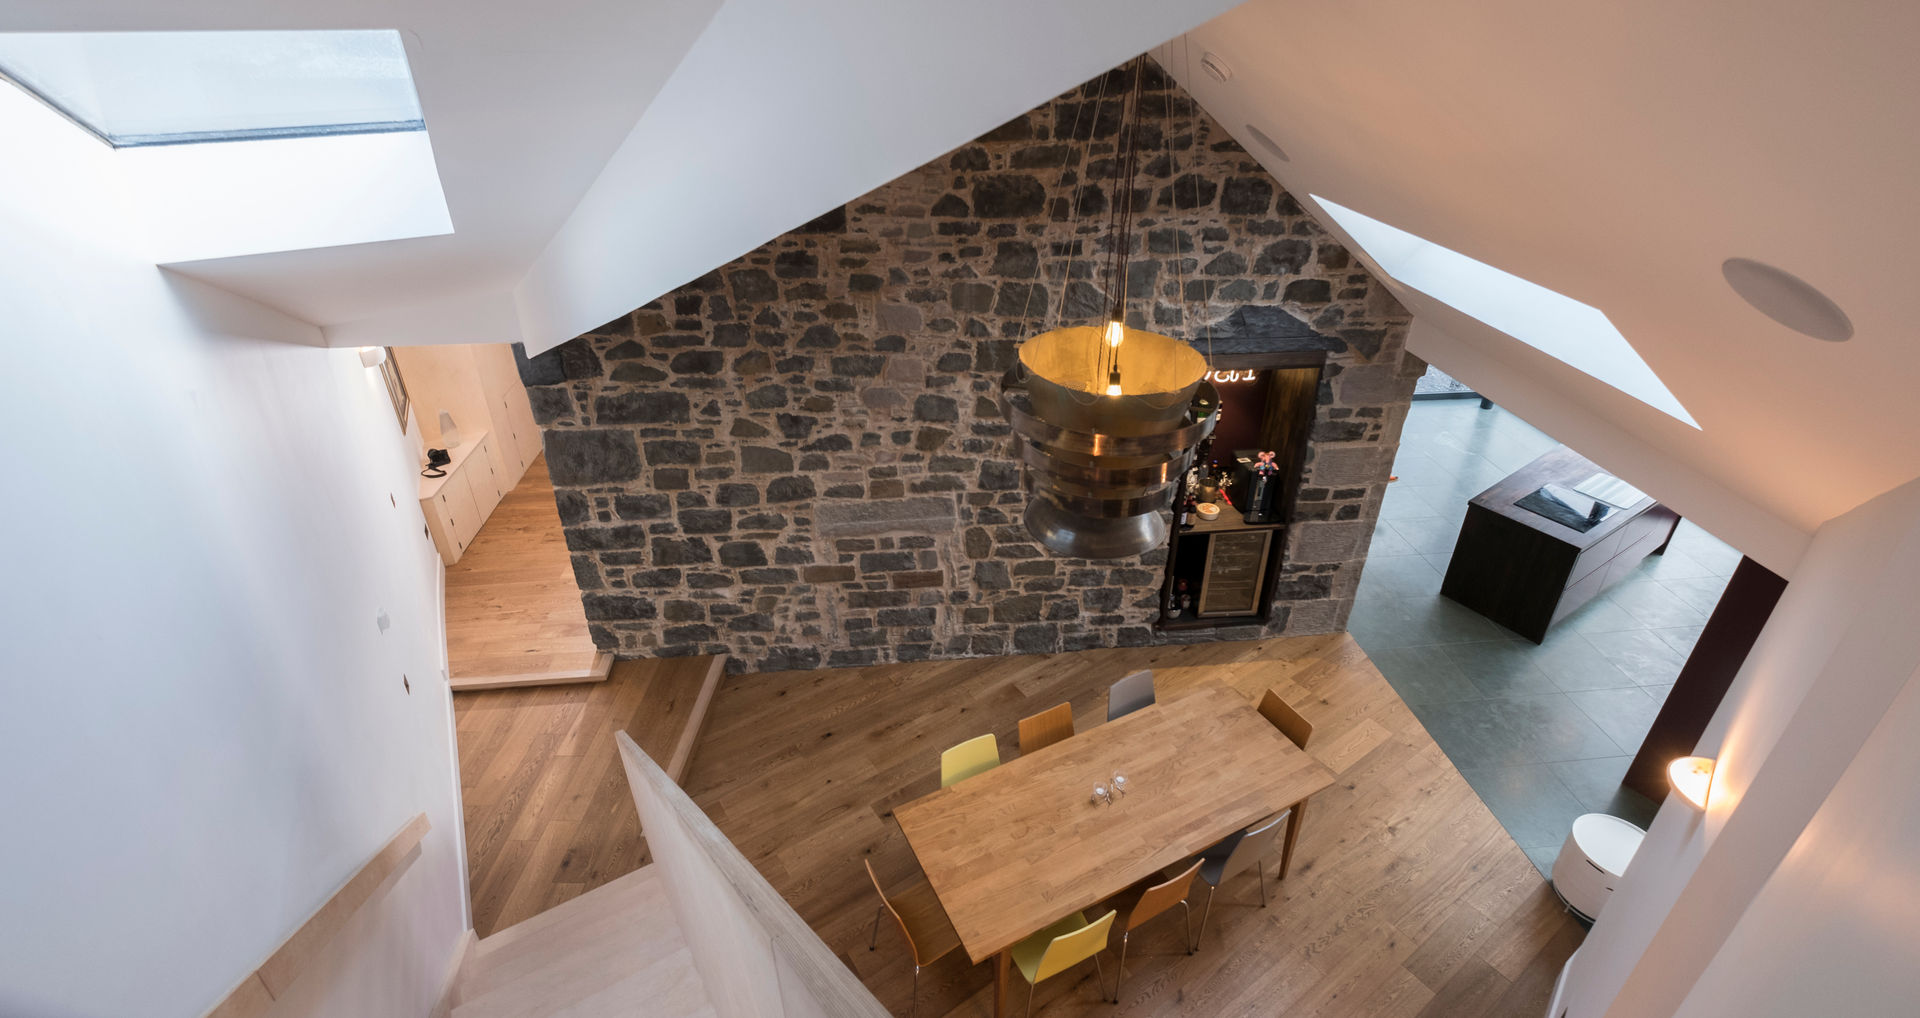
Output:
[[1109, 858, 1202, 999], [1018, 703, 1074, 756], [864, 859, 962, 1018], [1106, 669, 1155, 721], [939, 733, 1000, 787], [1009, 909, 1118, 1015], [1193, 809, 1291, 944], [1256, 688, 1316, 879]]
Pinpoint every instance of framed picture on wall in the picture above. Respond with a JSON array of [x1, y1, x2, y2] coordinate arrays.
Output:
[[378, 349, 410, 432]]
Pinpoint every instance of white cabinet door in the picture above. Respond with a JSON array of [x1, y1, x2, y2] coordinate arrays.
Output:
[[468, 437, 505, 519], [446, 471, 483, 556]]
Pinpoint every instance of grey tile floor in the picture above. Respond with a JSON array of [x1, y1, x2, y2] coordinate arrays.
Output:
[[1351, 400, 1742, 875]]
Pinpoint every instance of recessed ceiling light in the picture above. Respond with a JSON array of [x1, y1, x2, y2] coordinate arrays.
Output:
[[1722, 258, 1853, 343], [1244, 124, 1289, 162], [1200, 52, 1233, 82]]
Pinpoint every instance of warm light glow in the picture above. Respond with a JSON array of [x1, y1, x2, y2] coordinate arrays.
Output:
[[1104, 382, 1123, 396], [1105, 320, 1125, 348], [1668, 756, 1715, 810]]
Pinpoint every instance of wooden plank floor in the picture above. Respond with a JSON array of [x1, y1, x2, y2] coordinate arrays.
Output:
[[455, 655, 720, 937], [680, 634, 1583, 1018], [445, 454, 601, 685]]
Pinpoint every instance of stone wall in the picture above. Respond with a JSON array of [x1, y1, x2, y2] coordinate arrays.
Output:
[[517, 61, 1421, 673]]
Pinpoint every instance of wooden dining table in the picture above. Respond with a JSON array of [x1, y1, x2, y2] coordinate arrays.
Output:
[[893, 682, 1336, 1018]]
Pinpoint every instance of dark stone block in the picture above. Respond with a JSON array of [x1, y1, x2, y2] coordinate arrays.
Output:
[[798, 324, 840, 349], [776, 414, 815, 440], [1083, 588, 1123, 612], [687, 572, 733, 589], [804, 565, 856, 583], [726, 612, 775, 632], [892, 570, 944, 588], [949, 147, 990, 171], [610, 363, 668, 384], [950, 281, 996, 312], [614, 493, 670, 519], [877, 607, 937, 627], [795, 206, 847, 233], [555, 490, 590, 526], [716, 484, 760, 507], [979, 461, 1019, 490], [774, 250, 818, 278], [738, 513, 788, 530], [719, 541, 768, 567], [680, 508, 733, 534], [993, 595, 1042, 622], [860, 551, 917, 573], [570, 554, 603, 590], [849, 273, 883, 293], [828, 649, 879, 668], [513, 342, 566, 386], [745, 384, 789, 409], [741, 446, 794, 474], [594, 391, 690, 425], [975, 560, 1011, 588], [730, 418, 771, 439], [914, 394, 959, 422], [664, 600, 704, 622], [1253, 239, 1311, 275], [831, 354, 886, 377], [930, 194, 970, 217], [546, 429, 642, 485], [1203, 251, 1247, 276], [1012, 623, 1057, 654], [652, 468, 689, 490], [971, 174, 1047, 217], [670, 349, 724, 374], [663, 624, 716, 644], [935, 352, 973, 372], [729, 269, 778, 302], [564, 524, 650, 551], [642, 439, 701, 466], [629, 568, 683, 588], [651, 537, 713, 565], [583, 594, 657, 621], [1284, 279, 1333, 304], [526, 386, 575, 424], [1219, 176, 1274, 215], [990, 241, 1038, 277], [992, 282, 1047, 320], [767, 476, 816, 502]]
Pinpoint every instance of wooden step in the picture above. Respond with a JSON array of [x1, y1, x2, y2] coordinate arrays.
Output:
[[453, 865, 714, 1018], [623, 654, 726, 782], [450, 650, 613, 692]]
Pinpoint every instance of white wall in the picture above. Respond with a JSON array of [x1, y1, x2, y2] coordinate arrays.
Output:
[[1561, 472, 1920, 1018], [0, 83, 467, 1017]]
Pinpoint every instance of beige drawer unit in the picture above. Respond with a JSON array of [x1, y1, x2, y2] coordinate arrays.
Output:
[[419, 431, 499, 565]]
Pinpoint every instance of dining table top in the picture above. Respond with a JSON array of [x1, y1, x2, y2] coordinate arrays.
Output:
[[892, 681, 1336, 964]]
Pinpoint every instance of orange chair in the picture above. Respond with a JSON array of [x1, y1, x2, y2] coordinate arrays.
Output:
[[1256, 688, 1316, 879], [1110, 858, 1203, 999], [865, 859, 962, 1018], [1018, 703, 1074, 756]]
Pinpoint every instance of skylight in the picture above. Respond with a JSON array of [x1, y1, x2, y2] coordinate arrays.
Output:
[[1311, 195, 1699, 429], [0, 30, 424, 148]]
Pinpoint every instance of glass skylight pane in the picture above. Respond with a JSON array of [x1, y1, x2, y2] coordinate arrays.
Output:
[[1312, 195, 1699, 429], [0, 30, 423, 147]]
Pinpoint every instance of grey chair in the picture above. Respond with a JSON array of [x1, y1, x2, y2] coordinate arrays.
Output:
[[1106, 669, 1155, 721], [1193, 808, 1292, 943]]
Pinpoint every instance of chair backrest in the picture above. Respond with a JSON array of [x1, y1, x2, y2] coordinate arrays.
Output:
[[939, 733, 1001, 787], [1126, 858, 1203, 931], [1219, 808, 1291, 883], [1034, 910, 1118, 983], [863, 859, 920, 961], [1257, 689, 1314, 750], [1106, 669, 1155, 721], [1018, 703, 1074, 756]]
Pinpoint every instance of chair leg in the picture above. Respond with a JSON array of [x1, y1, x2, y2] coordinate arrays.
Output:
[[1093, 952, 1110, 1003], [1180, 899, 1195, 954], [1197, 883, 1217, 945], [1114, 932, 1129, 1002], [1259, 858, 1269, 908], [909, 965, 920, 1018], [870, 905, 885, 950], [1024, 976, 1036, 1018]]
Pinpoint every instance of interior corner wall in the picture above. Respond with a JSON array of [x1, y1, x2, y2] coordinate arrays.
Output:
[[393, 342, 542, 491], [0, 84, 466, 1018], [1561, 473, 1920, 1018], [515, 60, 1421, 672]]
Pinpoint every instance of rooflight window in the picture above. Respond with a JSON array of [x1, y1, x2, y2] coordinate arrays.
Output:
[[0, 30, 424, 148], [1312, 195, 1699, 429]]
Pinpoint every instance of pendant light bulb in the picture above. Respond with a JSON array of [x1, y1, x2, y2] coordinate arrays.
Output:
[[1105, 320, 1126, 348], [1105, 365, 1123, 397]]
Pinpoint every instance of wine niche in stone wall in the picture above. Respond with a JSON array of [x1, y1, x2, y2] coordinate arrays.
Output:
[[517, 59, 1421, 672]]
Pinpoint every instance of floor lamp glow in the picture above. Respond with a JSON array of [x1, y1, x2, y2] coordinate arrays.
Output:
[[1668, 756, 1715, 810]]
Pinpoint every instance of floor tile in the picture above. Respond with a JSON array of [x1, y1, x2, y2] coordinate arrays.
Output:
[[1606, 580, 1710, 629], [1524, 844, 1560, 878], [1458, 764, 1590, 850], [1582, 629, 1688, 685], [1366, 647, 1485, 706], [1355, 555, 1445, 600], [1633, 547, 1719, 582], [1660, 577, 1729, 616], [1560, 598, 1644, 635], [1377, 483, 1441, 523], [1532, 637, 1641, 692], [1548, 756, 1661, 830], [1567, 686, 1663, 755], [1409, 694, 1624, 771], [1441, 640, 1563, 699], [1365, 523, 1419, 559], [1386, 515, 1465, 557], [1649, 626, 1704, 657]]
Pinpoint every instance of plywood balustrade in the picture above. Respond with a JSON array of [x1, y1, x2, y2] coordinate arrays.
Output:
[[204, 813, 430, 1018], [615, 732, 890, 1018]]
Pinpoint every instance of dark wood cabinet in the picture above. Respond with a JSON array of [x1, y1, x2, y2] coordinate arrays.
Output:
[[1440, 447, 1680, 643]]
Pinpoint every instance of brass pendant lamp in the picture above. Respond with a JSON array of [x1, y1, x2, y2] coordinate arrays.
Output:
[[998, 58, 1219, 558]]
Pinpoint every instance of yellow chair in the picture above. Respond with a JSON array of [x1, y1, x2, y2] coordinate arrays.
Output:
[[1110, 858, 1203, 999], [1256, 688, 1316, 879], [939, 733, 1000, 787], [1009, 909, 1118, 1016], [1017, 703, 1074, 756], [864, 859, 962, 1018]]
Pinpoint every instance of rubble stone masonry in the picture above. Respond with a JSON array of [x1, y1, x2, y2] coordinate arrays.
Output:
[[517, 62, 1422, 672]]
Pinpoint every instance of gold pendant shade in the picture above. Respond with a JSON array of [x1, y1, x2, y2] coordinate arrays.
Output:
[[1000, 325, 1219, 558]]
